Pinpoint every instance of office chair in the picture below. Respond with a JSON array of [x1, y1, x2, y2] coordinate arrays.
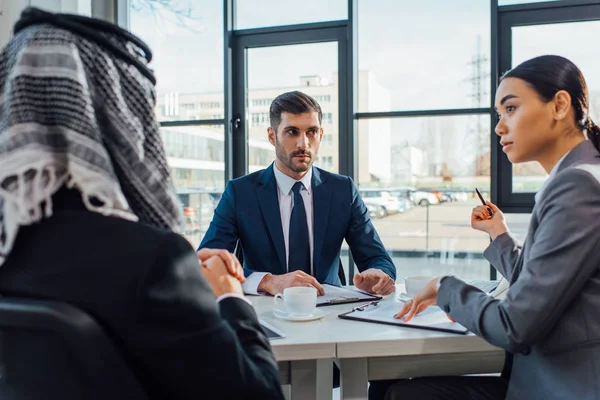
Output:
[[0, 297, 148, 400], [234, 241, 347, 286]]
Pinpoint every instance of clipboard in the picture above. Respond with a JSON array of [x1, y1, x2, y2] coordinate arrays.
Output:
[[338, 301, 468, 334], [317, 284, 382, 307]]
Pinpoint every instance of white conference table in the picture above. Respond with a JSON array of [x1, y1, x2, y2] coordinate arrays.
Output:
[[250, 284, 505, 400]]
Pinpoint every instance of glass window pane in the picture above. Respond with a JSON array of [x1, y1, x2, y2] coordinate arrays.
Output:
[[511, 21, 600, 192], [161, 125, 225, 247], [130, 0, 224, 122], [499, 0, 560, 5], [502, 213, 532, 242], [357, 0, 490, 112], [358, 115, 491, 279], [247, 43, 339, 173], [234, 0, 347, 30]]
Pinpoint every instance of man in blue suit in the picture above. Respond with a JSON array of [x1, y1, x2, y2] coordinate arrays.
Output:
[[199, 91, 396, 296]]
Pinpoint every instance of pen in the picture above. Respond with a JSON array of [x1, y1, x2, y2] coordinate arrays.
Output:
[[475, 188, 493, 216], [352, 300, 380, 311], [328, 297, 360, 304]]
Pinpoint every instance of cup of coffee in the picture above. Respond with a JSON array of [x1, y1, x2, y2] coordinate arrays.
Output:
[[273, 287, 317, 316], [405, 276, 435, 298]]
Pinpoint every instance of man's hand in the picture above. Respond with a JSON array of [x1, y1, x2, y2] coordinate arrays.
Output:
[[353, 269, 395, 295], [200, 255, 244, 298], [258, 271, 325, 296], [197, 248, 245, 283]]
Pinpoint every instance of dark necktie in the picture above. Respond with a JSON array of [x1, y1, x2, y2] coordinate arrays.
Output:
[[288, 181, 310, 274]]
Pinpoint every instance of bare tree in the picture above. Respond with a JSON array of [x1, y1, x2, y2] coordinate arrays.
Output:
[[131, 0, 202, 31]]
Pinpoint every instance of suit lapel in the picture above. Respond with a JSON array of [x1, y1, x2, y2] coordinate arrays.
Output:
[[312, 168, 330, 277], [257, 165, 287, 273]]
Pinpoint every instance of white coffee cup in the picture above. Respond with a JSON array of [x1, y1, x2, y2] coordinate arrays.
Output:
[[405, 276, 435, 298], [273, 287, 317, 316]]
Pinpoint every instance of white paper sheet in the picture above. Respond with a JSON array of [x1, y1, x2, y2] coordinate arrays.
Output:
[[342, 301, 467, 334]]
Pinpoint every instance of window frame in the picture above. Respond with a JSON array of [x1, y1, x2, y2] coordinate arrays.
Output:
[[116, 0, 600, 280], [495, 1, 600, 213]]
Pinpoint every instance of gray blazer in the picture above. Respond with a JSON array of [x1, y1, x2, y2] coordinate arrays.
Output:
[[438, 140, 600, 400]]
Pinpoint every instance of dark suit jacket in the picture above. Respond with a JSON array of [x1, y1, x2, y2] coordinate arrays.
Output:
[[0, 189, 283, 400], [199, 164, 396, 285], [438, 140, 600, 400]]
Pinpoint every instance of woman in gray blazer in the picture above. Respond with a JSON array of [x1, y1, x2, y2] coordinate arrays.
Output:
[[383, 55, 600, 400]]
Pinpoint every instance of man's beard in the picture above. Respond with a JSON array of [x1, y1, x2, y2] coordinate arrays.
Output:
[[276, 145, 315, 173]]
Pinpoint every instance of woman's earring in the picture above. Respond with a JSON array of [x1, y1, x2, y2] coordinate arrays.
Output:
[[558, 114, 563, 119]]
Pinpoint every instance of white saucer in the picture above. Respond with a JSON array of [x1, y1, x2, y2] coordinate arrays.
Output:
[[273, 308, 328, 322]]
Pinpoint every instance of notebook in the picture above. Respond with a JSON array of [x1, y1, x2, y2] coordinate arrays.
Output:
[[338, 300, 468, 334]]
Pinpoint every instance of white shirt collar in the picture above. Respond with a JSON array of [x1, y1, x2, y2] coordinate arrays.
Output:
[[534, 151, 570, 203], [273, 163, 312, 196]]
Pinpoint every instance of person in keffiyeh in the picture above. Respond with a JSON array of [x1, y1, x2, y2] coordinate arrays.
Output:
[[0, 8, 283, 400], [0, 7, 184, 265]]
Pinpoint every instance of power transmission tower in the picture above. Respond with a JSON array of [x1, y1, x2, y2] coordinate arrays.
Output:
[[464, 35, 490, 176]]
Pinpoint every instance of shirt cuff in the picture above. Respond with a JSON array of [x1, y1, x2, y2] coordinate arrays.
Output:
[[216, 293, 253, 306], [241, 272, 270, 295]]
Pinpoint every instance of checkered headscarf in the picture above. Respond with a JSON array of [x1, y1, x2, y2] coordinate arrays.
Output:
[[0, 8, 184, 265]]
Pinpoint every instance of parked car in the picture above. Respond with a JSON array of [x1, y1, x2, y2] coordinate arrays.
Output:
[[423, 188, 446, 203], [176, 188, 215, 235], [440, 192, 452, 202], [183, 207, 200, 237], [366, 204, 378, 219], [388, 187, 439, 207], [359, 189, 403, 217], [443, 189, 469, 202], [397, 196, 412, 212]]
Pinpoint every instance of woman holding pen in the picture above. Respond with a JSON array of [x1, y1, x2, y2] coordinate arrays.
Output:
[[381, 55, 600, 400]]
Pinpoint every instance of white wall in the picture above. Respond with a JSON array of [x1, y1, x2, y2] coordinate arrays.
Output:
[[0, 0, 93, 48]]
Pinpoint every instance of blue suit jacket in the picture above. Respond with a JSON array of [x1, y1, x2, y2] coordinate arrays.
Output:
[[199, 164, 396, 286]]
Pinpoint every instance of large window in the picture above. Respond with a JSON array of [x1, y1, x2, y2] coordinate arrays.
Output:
[[120, 0, 600, 279], [497, 3, 600, 212], [245, 42, 340, 174], [130, 0, 225, 248], [510, 20, 600, 193], [356, 115, 491, 279], [355, 1, 493, 279], [357, 0, 490, 112], [130, 0, 224, 122]]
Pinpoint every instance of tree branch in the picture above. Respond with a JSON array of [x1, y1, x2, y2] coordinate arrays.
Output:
[[131, 0, 203, 32]]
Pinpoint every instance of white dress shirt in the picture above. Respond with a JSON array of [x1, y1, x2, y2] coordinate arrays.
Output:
[[242, 165, 314, 294]]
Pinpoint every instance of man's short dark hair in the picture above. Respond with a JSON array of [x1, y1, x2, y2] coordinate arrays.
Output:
[[269, 91, 322, 131]]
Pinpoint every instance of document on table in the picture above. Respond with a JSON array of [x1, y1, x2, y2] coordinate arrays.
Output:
[[317, 284, 381, 306], [338, 301, 468, 334]]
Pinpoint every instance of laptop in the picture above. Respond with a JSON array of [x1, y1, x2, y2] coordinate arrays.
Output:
[[467, 279, 500, 294], [259, 320, 286, 340], [466, 278, 510, 298]]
